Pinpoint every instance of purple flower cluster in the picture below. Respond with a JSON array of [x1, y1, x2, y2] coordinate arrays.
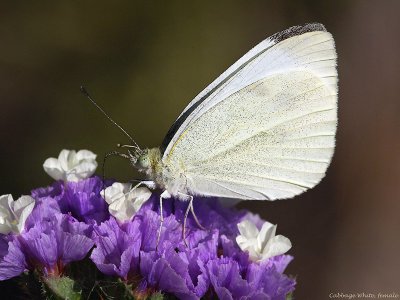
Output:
[[0, 176, 295, 299], [0, 178, 106, 279], [90, 182, 296, 299]]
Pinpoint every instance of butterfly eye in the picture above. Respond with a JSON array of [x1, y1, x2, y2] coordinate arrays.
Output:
[[137, 155, 150, 169]]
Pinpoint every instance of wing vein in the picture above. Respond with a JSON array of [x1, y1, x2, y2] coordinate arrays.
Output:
[[189, 107, 336, 165], [199, 172, 311, 189], [199, 176, 302, 196], [200, 177, 259, 200]]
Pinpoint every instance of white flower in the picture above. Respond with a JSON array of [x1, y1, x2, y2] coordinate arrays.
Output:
[[102, 182, 151, 222], [236, 219, 292, 262], [43, 149, 98, 182], [0, 194, 35, 235]]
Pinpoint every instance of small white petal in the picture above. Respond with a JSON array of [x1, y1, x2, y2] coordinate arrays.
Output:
[[0, 195, 13, 234], [15, 196, 35, 233], [257, 222, 276, 253], [68, 161, 97, 182], [247, 247, 262, 262], [130, 188, 152, 211], [59, 149, 74, 171], [0, 194, 35, 234], [236, 235, 256, 252], [12, 195, 35, 217], [102, 182, 130, 204], [237, 220, 259, 239], [262, 235, 292, 260], [0, 194, 12, 211], [0, 222, 12, 235], [236, 219, 292, 262], [76, 150, 97, 161], [102, 184, 151, 222], [43, 158, 64, 181], [109, 199, 131, 221], [44, 149, 98, 182]]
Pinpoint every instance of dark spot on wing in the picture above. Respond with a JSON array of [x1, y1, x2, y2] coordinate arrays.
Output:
[[270, 23, 326, 43]]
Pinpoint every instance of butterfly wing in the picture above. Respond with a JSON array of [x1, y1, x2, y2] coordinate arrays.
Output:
[[161, 23, 338, 200]]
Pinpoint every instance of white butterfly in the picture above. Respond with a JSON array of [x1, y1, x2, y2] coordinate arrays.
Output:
[[84, 23, 337, 231]]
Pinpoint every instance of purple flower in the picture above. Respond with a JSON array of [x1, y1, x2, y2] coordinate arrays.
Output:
[[90, 217, 141, 279], [29, 176, 110, 225], [31, 180, 64, 201], [61, 176, 109, 224], [246, 255, 295, 299], [206, 255, 295, 300], [43, 149, 98, 182], [90, 208, 183, 278], [0, 174, 107, 280], [25, 196, 61, 231], [137, 222, 218, 299], [207, 257, 254, 299], [90, 195, 296, 299], [176, 230, 219, 297], [139, 247, 198, 300], [0, 235, 27, 280], [0, 213, 94, 279]]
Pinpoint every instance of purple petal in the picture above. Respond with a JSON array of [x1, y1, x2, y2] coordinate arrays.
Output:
[[90, 217, 141, 279], [60, 233, 93, 265], [178, 230, 219, 297], [220, 235, 250, 273], [207, 257, 252, 299], [19, 213, 94, 273], [264, 255, 293, 274], [0, 236, 27, 280], [246, 256, 296, 299], [25, 197, 61, 231], [141, 254, 198, 300], [31, 181, 64, 200], [138, 210, 181, 252], [61, 177, 110, 223], [21, 229, 58, 269]]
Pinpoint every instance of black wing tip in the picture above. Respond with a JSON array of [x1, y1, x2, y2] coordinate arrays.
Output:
[[270, 23, 327, 43]]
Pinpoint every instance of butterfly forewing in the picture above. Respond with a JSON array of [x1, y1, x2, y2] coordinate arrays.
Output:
[[161, 23, 338, 200]]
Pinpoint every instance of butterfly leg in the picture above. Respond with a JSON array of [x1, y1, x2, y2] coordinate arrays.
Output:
[[182, 197, 192, 247], [127, 180, 156, 195], [179, 193, 207, 247], [128, 180, 156, 190], [156, 190, 171, 250], [190, 201, 206, 231], [178, 192, 206, 231]]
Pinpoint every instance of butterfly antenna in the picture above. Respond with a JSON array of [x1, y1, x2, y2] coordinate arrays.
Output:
[[80, 85, 141, 151]]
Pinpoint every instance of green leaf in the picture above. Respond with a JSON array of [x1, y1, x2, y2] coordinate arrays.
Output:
[[149, 291, 165, 300], [43, 276, 82, 300]]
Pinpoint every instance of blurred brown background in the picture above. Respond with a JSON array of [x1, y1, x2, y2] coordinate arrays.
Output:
[[0, 1, 399, 299]]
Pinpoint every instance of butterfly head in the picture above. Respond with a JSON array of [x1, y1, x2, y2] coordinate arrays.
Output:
[[135, 149, 150, 170], [134, 147, 162, 176]]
